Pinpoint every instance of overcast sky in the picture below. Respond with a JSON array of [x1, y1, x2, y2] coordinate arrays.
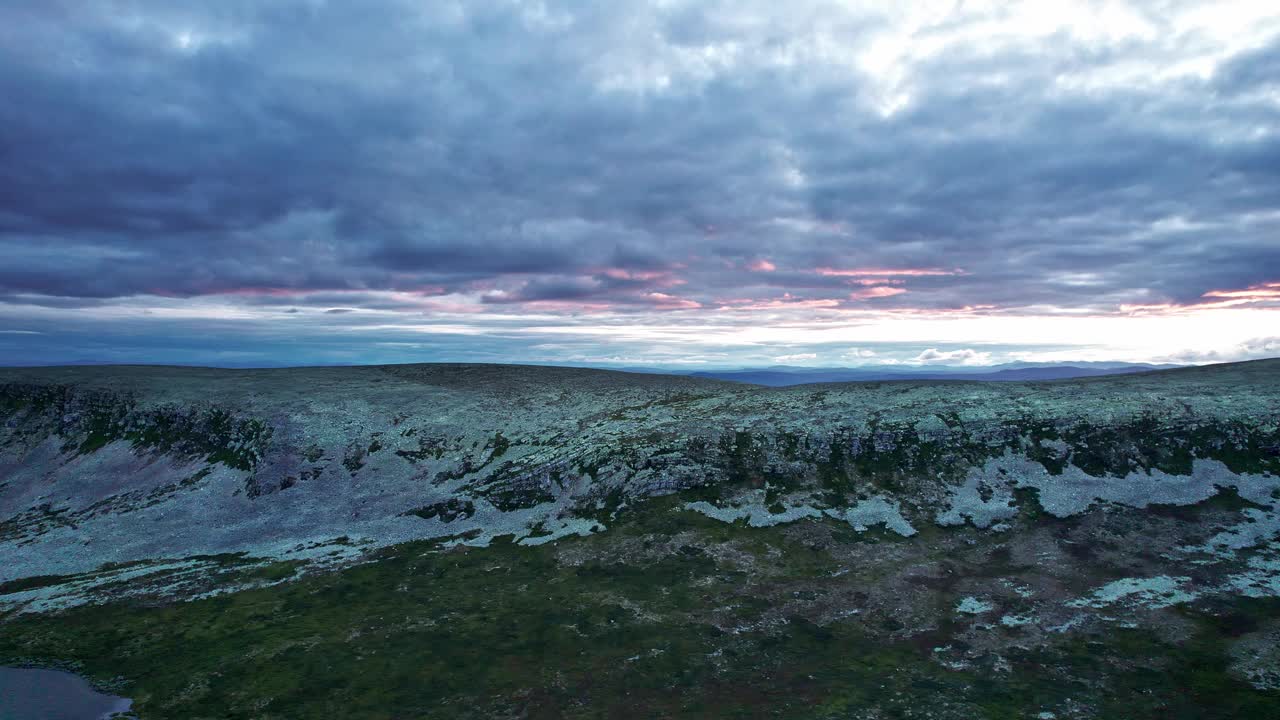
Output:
[[2, 0, 1278, 368]]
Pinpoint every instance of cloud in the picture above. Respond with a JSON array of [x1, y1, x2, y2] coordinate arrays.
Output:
[[773, 353, 817, 363], [849, 286, 907, 300], [909, 348, 993, 366], [1165, 337, 1280, 364], [816, 268, 963, 278], [0, 1, 1277, 365], [1122, 281, 1280, 314]]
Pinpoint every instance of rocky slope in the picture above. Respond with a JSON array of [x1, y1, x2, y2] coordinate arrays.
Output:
[[1, 360, 1279, 718]]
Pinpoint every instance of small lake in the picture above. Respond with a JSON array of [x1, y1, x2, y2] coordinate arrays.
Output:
[[0, 666, 132, 719]]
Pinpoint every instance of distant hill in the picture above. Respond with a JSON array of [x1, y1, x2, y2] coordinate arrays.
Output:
[[688, 362, 1181, 386]]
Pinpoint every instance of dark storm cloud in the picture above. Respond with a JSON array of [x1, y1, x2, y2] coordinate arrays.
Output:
[[480, 276, 602, 304], [1, 0, 1279, 317]]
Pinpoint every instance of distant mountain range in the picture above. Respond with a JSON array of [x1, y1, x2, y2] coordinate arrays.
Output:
[[683, 361, 1183, 386], [19, 359, 1186, 385]]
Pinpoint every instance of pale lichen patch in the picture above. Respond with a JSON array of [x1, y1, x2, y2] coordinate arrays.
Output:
[[956, 596, 994, 615], [1066, 575, 1198, 610]]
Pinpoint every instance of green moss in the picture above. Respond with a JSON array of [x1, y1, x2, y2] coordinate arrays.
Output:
[[395, 435, 448, 463], [0, 573, 77, 595], [488, 432, 510, 460], [342, 443, 366, 474], [1041, 414, 1280, 479], [404, 499, 476, 522], [0, 500, 1277, 719], [238, 561, 304, 583], [0, 384, 274, 472]]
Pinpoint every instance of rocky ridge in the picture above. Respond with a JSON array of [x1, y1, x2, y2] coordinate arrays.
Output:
[[1, 361, 1277, 606]]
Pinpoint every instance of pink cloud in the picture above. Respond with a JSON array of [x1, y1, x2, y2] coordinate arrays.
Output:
[[815, 267, 964, 277], [516, 300, 617, 312], [595, 267, 687, 288], [849, 286, 907, 300], [849, 278, 905, 286], [747, 259, 777, 272], [715, 294, 843, 311], [1202, 282, 1280, 300], [868, 304, 999, 317], [1122, 280, 1280, 314], [643, 292, 702, 310]]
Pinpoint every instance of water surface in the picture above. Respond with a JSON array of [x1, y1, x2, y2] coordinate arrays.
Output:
[[0, 666, 132, 720]]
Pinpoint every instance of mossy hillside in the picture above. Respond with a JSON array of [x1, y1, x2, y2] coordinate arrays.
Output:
[[427, 417, 1280, 530], [559, 412, 1280, 522], [1, 496, 1278, 719], [582, 413, 1280, 513], [1029, 414, 1280, 478], [5, 362, 1280, 599], [4, 365, 1279, 508], [0, 383, 272, 471]]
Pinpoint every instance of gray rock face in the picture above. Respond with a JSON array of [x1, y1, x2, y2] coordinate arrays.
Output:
[[2, 360, 1279, 614]]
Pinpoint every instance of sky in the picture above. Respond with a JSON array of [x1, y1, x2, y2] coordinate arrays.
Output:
[[2, 0, 1279, 369]]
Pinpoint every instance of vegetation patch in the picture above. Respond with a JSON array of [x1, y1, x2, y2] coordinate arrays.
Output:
[[0, 383, 271, 471], [0, 490, 1278, 719], [404, 499, 476, 523]]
